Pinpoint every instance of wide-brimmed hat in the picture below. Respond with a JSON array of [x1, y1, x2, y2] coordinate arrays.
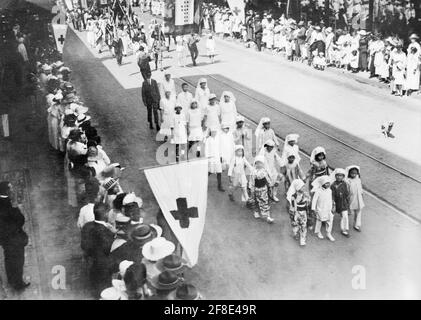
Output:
[[77, 113, 91, 125], [130, 224, 154, 244], [409, 33, 419, 40], [142, 237, 175, 262], [168, 283, 201, 300], [150, 271, 182, 290], [156, 254, 188, 275], [100, 286, 127, 300]]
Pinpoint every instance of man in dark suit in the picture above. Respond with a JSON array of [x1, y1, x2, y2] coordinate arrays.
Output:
[[141, 71, 161, 130], [81, 202, 115, 298], [0, 181, 30, 291]]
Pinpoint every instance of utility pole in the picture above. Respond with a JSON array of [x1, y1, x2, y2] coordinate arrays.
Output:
[[368, 0, 374, 32]]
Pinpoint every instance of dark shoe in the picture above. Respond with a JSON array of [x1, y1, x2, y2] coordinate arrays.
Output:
[[149, 123, 154, 129], [218, 186, 225, 192], [156, 125, 160, 131], [13, 282, 30, 291], [228, 194, 234, 201]]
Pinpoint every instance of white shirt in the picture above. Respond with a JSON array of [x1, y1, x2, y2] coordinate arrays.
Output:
[[77, 203, 95, 229], [176, 91, 193, 114]]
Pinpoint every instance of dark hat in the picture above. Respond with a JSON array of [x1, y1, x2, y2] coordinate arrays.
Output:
[[150, 271, 182, 290], [156, 254, 188, 275]]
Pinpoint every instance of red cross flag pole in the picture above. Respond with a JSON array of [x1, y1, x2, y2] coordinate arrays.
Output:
[[143, 157, 208, 267]]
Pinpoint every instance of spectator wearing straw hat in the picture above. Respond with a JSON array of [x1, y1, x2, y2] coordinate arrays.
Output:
[[148, 270, 182, 300]]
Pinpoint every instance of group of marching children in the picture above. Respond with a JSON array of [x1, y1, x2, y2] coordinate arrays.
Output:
[[160, 77, 365, 245]]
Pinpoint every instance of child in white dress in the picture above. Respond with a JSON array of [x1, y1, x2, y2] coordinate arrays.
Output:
[[158, 91, 175, 140], [170, 105, 187, 162], [346, 165, 365, 232], [205, 129, 224, 192], [186, 99, 204, 157], [228, 145, 253, 202], [206, 34, 216, 64], [219, 123, 235, 171]]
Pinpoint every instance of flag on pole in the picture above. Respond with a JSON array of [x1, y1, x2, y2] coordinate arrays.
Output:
[[144, 158, 208, 267], [52, 23, 68, 53], [227, 0, 245, 23]]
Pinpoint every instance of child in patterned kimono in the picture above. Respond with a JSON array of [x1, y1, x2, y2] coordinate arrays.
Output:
[[259, 139, 284, 202], [255, 117, 279, 152], [308, 146, 330, 188], [280, 151, 306, 194], [287, 179, 310, 246], [311, 176, 335, 242], [228, 145, 253, 202], [346, 165, 365, 232], [331, 168, 351, 237], [248, 155, 273, 223]]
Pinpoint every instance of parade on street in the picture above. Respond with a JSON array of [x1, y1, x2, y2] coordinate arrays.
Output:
[[0, 0, 421, 301]]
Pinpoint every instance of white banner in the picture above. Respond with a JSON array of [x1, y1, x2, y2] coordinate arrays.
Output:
[[144, 158, 208, 267], [227, 0, 245, 23], [175, 0, 194, 26], [52, 24, 68, 53], [1, 114, 9, 137]]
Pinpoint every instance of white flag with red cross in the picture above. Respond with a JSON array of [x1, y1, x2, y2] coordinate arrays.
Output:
[[144, 158, 208, 267]]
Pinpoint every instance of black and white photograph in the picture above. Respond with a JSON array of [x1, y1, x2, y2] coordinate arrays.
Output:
[[0, 0, 420, 303]]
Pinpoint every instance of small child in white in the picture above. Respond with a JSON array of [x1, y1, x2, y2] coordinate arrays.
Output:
[[281, 133, 301, 164], [205, 129, 225, 192], [228, 145, 253, 202], [219, 123, 235, 171], [311, 175, 335, 242], [346, 165, 365, 232], [206, 34, 216, 64], [170, 105, 187, 163]]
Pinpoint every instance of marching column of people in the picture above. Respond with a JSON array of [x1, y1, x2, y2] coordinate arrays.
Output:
[[35, 32, 202, 300], [145, 72, 365, 244]]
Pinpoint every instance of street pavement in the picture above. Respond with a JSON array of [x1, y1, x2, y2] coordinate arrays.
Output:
[[62, 19, 421, 299]]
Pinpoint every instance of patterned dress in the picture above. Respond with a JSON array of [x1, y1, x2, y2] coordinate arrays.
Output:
[[290, 193, 310, 241]]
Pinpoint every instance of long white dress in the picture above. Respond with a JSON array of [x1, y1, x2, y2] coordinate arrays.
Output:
[[187, 108, 203, 141], [219, 101, 237, 131], [205, 133, 222, 173], [159, 98, 175, 136], [194, 87, 210, 114], [219, 130, 235, 170], [405, 52, 420, 90], [170, 113, 187, 145], [391, 50, 407, 85], [204, 103, 221, 131]]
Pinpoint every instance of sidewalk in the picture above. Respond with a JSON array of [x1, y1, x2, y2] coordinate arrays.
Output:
[[0, 73, 88, 299], [215, 34, 421, 101]]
